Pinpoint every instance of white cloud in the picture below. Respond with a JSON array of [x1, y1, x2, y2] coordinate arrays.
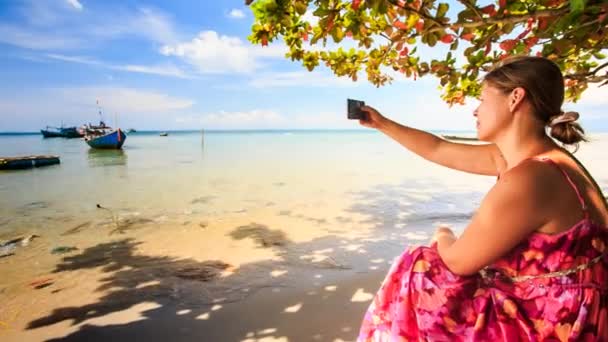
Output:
[[1, 4, 179, 50], [160, 31, 286, 74], [249, 71, 359, 88], [63, 87, 195, 113], [575, 84, 608, 106], [175, 110, 288, 129], [0, 87, 194, 131], [0, 24, 82, 49], [66, 0, 83, 11], [175, 109, 366, 130], [45, 53, 189, 78], [228, 9, 245, 19], [127, 7, 178, 44]]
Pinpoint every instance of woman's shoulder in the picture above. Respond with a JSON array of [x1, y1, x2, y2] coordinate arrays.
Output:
[[496, 157, 557, 191]]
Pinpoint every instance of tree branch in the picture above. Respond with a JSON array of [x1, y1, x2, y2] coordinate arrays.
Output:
[[564, 61, 608, 81], [433, 6, 570, 34], [457, 0, 482, 20], [386, 0, 447, 29]]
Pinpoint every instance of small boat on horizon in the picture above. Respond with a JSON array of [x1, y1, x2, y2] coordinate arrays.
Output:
[[40, 125, 84, 138], [160, 132, 168, 136]]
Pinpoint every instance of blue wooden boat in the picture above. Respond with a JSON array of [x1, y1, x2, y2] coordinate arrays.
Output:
[[0, 155, 60, 170], [85, 127, 126, 149]]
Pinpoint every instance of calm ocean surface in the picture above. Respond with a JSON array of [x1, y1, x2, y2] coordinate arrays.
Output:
[[1, 130, 607, 238]]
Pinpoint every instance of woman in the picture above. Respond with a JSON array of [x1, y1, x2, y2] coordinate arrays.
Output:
[[356, 56, 608, 341]]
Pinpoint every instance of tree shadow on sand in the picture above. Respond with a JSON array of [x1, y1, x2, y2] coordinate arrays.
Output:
[[24, 179, 487, 341]]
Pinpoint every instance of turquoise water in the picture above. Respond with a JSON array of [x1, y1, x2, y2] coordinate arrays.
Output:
[[1, 130, 607, 238]]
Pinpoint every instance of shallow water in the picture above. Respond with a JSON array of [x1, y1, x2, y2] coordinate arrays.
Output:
[[1, 130, 607, 240]]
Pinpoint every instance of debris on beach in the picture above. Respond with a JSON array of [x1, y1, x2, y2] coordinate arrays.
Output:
[[191, 196, 216, 205], [229, 223, 289, 248], [28, 277, 54, 290], [51, 246, 78, 255], [199, 221, 208, 229], [0, 234, 40, 257], [174, 261, 232, 282], [0, 234, 39, 248], [95, 203, 154, 234], [61, 221, 92, 236], [0, 245, 16, 258]]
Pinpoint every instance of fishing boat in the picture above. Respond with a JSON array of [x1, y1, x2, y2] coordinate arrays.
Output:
[[159, 132, 168, 136], [84, 121, 126, 149], [83, 101, 127, 149], [40, 125, 84, 138], [0, 155, 60, 170]]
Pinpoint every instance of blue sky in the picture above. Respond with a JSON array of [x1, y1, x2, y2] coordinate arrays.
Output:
[[0, 0, 606, 132]]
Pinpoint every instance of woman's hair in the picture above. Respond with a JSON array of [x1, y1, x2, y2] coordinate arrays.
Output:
[[483, 56, 588, 148]]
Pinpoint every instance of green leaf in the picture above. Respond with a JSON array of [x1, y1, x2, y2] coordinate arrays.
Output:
[[570, 0, 586, 15], [331, 27, 345, 42], [437, 3, 449, 18]]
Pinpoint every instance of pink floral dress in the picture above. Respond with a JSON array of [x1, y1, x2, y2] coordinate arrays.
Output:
[[358, 157, 608, 341]]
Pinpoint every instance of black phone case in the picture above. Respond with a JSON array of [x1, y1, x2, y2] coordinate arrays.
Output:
[[347, 99, 365, 120]]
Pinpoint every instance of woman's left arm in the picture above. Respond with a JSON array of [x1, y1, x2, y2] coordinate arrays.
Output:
[[437, 162, 553, 276]]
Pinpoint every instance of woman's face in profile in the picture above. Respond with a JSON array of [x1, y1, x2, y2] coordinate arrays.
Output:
[[474, 82, 510, 142]]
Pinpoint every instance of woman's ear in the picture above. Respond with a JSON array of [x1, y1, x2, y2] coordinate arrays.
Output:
[[509, 87, 526, 113]]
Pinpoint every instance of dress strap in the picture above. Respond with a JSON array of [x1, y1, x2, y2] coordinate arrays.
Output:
[[532, 157, 589, 219]]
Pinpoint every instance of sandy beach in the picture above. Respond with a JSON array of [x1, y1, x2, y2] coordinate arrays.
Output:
[[2, 132, 606, 341], [0, 203, 426, 342]]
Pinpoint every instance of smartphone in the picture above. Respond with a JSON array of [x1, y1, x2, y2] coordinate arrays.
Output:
[[347, 98, 366, 120]]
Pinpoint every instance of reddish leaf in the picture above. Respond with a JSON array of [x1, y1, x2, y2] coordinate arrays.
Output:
[[261, 35, 268, 46], [536, 51, 543, 57], [415, 20, 424, 32], [499, 39, 517, 51], [480, 5, 496, 16], [525, 37, 539, 48], [352, 0, 362, 10], [400, 46, 409, 56], [327, 17, 335, 31], [345, 31, 353, 38], [393, 20, 408, 30], [526, 18, 534, 30], [516, 29, 530, 40], [499, 0, 507, 8], [461, 32, 474, 41], [440, 34, 454, 44], [303, 31, 309, 42], [538, 18, 548, 30], [484, 41, 492, 55]]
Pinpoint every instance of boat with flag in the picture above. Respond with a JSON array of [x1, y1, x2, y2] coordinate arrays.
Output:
[[84, 101, 126, 149]]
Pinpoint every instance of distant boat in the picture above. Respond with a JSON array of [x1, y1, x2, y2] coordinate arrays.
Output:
[[0, 155, 60, 170], [40, 126, 84, 138], [84, 121, 126, 149], [160, 132, 168, 136], [126, 128, 137, 134]]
